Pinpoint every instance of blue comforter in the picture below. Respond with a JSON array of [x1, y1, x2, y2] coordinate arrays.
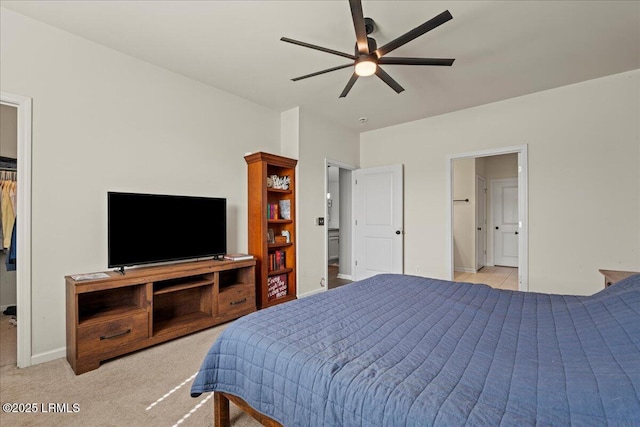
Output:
[[191, 274, 640, 426]]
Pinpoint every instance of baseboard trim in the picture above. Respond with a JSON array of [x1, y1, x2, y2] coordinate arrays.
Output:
[[337, 273, 353, 281], [297, 287, 326, 299], [454, 267, 477, 273], [31, 346, 66, 366]]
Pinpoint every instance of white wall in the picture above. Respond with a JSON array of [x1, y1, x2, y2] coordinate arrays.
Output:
[[297, 109, 359, 296], [338, 168, 353, 277], [327, 175, 340, 229], [361, 70, 640, 295], [0, 104, 18, 158], [453, 158, 475, 271], [0, 8, 281, 361]]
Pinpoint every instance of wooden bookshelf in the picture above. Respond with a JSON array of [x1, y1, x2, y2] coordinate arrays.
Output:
[[245, 152, 297, 309]]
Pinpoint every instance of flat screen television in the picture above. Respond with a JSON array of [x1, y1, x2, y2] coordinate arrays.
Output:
[[108, 192, 227, 269]]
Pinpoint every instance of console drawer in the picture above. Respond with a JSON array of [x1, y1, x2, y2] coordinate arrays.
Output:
[[218, 284, 255, 317], [77, 311, 148, 357]]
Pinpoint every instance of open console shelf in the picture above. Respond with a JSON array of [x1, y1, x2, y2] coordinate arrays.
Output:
[[153, 274, 214, 295], [66, 258, 255, 374]]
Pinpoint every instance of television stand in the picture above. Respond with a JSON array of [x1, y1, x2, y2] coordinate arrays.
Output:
[[65, 258, 256, 374]]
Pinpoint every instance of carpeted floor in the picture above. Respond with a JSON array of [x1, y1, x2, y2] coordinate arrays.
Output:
[[1, 313, 17, 368], [0, 322, 261, 427]]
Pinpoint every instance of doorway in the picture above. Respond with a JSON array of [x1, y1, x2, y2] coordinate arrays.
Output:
[[325, 160, 355, 289], [0, 91, 33, 368], [448, 145, 528, 291], [0, 104, 18, 367]]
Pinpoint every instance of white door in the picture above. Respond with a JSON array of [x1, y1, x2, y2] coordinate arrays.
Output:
[[475, 175, 486, 270], [492, 178, 518, 267], [354, 165, 403, 280]]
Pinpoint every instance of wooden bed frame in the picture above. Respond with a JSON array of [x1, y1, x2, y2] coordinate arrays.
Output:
[[214, 392, 282, 427]]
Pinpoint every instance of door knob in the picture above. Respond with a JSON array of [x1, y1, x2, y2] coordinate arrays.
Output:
[[495, 226, 499, 230], [395, 230, 401, 235], [515, 231, 519, 235], [477, 228, 482, 231]]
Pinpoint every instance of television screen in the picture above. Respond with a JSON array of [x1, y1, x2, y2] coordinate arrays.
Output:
[[108, 192, 227, 268]]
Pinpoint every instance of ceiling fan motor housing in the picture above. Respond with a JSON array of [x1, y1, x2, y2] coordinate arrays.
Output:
[[355, 37, 378, 56], [364, 17, 375, 35]]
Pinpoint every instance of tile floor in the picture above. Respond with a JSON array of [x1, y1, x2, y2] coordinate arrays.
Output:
[[453, 266, 519, 290]]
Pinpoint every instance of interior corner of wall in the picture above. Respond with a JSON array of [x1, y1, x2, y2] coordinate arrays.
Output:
[[280, 107, 300, 159]]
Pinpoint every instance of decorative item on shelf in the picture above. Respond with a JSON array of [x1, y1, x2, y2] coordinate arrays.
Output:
[[267, 274, 288, 301], [275, 235, 287, 243], [279, 199, 291, 220], [267, 229, 275, 244], [270, 175, 290, 190], [267, 176, 274, 188], [281, 230, 290, 243]]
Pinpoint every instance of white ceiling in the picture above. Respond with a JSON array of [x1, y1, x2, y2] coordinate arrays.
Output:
[[3, 1, 639, 132]]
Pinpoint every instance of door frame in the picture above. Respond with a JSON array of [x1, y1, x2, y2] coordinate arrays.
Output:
[[1, 91, 33, 368], [446, 145, 528, 290], [324, 158, 356, 289], [475, 174, 487, 271]]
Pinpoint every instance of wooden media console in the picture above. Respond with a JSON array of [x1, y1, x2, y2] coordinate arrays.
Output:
[[65, 258, 255, 374]]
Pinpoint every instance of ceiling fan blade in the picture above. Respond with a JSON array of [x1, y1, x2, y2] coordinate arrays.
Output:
[[281, 37, 356, 60], [349, 0, 369, 54], [375, 67, 404, 94], [374, 10, 453, 58], [339, 73, 359, 98], [291, 63, 354, 81], [378, 57, 455, 66]]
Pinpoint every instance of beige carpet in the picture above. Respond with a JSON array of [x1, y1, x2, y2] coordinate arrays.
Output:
[[0, 322, 261, 427], [1, 313, 17, 368]]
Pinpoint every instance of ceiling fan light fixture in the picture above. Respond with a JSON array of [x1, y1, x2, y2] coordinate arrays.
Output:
[[281, 1, 454, 97], [355, 59, 376, 77]]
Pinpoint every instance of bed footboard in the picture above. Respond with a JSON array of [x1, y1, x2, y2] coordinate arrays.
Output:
[[214, 392, 282, 427]]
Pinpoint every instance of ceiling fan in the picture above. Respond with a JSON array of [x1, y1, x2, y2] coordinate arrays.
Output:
[[280, 0, 455, 98]]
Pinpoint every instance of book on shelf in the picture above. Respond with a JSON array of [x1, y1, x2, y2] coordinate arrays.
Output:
[[223, 253, 254, 261], [71, 272, 110, 281], [278, 199, 291, 220], [267, 203, 279, 220], [267, 274, 288, 300], [268, 250, 286, 271]]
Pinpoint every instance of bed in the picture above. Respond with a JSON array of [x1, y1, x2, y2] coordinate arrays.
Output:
[[191, 273, 640, 426]]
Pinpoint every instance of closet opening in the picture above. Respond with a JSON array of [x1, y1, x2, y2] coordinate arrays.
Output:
[[1, 91, 33, 369], [0, 104, 18, 368]]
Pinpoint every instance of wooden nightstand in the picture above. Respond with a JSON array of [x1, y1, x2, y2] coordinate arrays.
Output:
[[599, 269, 640, 287]]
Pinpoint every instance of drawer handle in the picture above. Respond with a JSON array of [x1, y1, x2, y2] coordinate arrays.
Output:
[[230, 298, 247, 306], [100, 329, 131, 340]]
